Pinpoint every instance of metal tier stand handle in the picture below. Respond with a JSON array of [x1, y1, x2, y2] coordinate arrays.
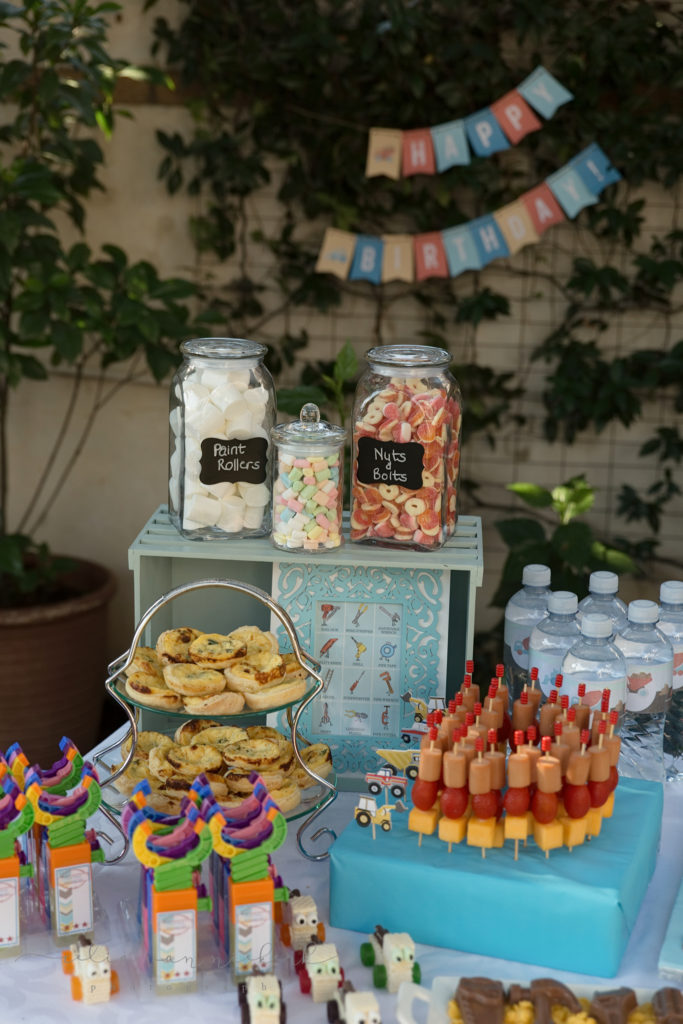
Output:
[[100, 577, 337, 861]]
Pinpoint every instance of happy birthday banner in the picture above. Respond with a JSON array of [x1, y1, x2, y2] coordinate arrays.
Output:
[[366, 66, 574, 179], [316, 144, 621, 284]]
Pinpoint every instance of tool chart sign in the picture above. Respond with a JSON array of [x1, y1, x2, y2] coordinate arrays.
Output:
[[270, 562, 449, 777]]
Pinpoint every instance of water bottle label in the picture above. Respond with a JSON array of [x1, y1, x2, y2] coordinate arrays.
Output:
[[626, 659, 673, 713], [504, 620, 531, 671], [672, 645, 683, 691], [562, 674, 627, 715], [527, 649, 565, 698]]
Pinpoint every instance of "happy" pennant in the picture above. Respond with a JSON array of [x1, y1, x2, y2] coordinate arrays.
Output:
[[365, 66, 573, 179]]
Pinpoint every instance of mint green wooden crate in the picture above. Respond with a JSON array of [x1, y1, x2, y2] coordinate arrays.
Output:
[[126, 505, 484, 732]]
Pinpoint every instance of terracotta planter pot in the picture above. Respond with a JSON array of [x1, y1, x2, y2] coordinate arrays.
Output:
[[0, 558, 116, 768]]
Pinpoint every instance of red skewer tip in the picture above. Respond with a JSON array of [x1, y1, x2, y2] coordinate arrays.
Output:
[[609, 709, 618, 725], [554, 720, 563, 737], [513, 730, 524, 747], [496, 663, 504, 678], [465, 712, 475, 727], [487, 728, 497, 745], [466, 660, 474, 674], [448, 700, 456, 714], [520, 690, 529, 706], [527, 725, 538, 743], [567, 706, 576, 722], [474, 702, 482, 717], [541, 735, 552, 753], [475, 736, 484, 752], [578, 683, 586, 698], [429, 726, 438, 741], [554, 673, 563, 688], [561, 694, 569, 709], [530, 667, 539, 681], [549, 689, 558, 704], [581, 729, 591, 746], [598, 719, 607, 735]]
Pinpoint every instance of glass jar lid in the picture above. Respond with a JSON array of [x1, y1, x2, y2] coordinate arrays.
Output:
[[271, 403, 346, 450], [366, 344, 451, 368], [181, 337, 267, 361]]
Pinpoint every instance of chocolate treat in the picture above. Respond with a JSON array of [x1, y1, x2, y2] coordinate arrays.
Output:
[[507, 983, 532, 1005], [588, 986, 638, 1024], [530, 978, 582, 1024], [652, 986, 683, 1023], [455, 977, 505, 1024]]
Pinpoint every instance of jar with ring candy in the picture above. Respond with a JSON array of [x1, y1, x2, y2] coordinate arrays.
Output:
[[271, 403, 346, 552], [350, 344, 462, 550]]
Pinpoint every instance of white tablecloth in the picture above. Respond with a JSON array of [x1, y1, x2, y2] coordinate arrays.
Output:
[[1, 727, 681, 1023]]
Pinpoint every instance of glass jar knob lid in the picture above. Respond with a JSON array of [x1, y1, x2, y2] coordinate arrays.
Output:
[[271, 403, 346, 447]]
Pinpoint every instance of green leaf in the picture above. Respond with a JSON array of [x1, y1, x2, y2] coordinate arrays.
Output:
[[0, 534, 26, 576], [551, 521, 594, 570], [590, 541, 636, 574], [52, 322, 83, 362], [277, 386, 328, 415], [16, 354, 48, 381], [494, 517, 547, 548], [333, 340, 358, 384], [507, 482, 553, 508]]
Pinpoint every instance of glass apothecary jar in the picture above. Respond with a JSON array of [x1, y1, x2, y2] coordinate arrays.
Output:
[[350, 344, 462, 550], [168, 338, 275, 539], [271, 403, 346, 552]]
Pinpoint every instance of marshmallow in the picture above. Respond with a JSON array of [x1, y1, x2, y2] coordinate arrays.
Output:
[[183, 493, 222, 528]]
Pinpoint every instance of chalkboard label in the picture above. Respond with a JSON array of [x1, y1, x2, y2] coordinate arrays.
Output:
[[199, 437, 268, 484], [356, 437, 424, 490]]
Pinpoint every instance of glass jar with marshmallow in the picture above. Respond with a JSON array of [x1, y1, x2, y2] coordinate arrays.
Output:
[[168, 338, 275, 539]]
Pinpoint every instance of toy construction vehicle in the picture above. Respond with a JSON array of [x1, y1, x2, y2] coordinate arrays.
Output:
[[375, 748, 420, 780], [364, 767, 407, 799], [237, 974, 286, 1024], [400, 692, 445, 723], [280, 890, 325, 954], [354, 796, 398, 833], [359, 925, 421, 993], [62, 939, 118, 1005], [327, 980, 382, 1024]]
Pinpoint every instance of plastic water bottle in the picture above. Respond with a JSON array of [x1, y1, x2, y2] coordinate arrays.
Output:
[[560, 613, 628, 722], [614, 599, 673, 783], [656, 581, 683, 782], [504, 564, 551, 705], [528, 591, 581, 698], [576, 570, 627, 633]]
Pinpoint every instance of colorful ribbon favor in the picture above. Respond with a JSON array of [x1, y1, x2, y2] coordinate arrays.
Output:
[[316, 144, 621, 284]]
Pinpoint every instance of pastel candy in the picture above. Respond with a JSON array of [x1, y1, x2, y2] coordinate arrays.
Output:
[[273, 448, 342, 552]]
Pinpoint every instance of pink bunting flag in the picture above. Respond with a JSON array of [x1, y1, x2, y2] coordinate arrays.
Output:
[[402, 129, 436, 177], [414, 232, 448, 280], [521, 183, 566, 235], [490, 89, 542, 145]]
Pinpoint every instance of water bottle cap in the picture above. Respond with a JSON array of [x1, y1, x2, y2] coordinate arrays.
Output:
[[548, 590, 578, 614], [522, 564, 551, 586], [588, 570, 619, 595], [660, 580, 683, 605], [627, 599, 659, 624], [580, 613, 612, 638]]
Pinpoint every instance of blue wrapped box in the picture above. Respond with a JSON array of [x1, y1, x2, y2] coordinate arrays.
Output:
[[330, 778, 663, 977]]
